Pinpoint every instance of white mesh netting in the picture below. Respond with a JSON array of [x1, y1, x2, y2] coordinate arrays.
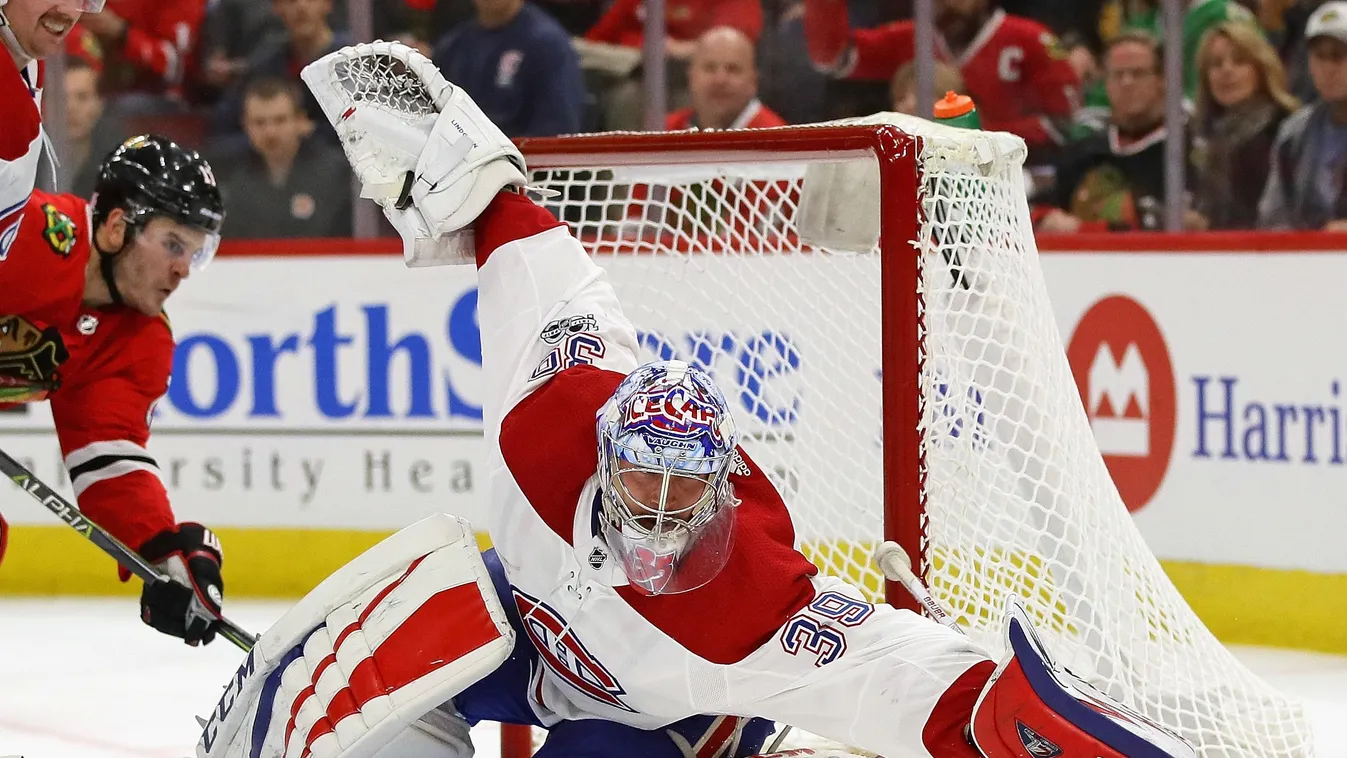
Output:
[[519, 114, 1312, 757]]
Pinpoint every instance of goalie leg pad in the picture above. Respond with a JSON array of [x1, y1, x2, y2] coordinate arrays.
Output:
[[197, 514, 514, 758], [969, 600, 1196, 758]]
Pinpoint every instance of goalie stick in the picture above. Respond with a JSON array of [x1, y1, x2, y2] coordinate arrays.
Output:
[[0, 448, 258, 651]]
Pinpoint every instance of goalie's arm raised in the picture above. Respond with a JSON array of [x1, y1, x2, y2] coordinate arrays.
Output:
[[471, 191, 643, 437]]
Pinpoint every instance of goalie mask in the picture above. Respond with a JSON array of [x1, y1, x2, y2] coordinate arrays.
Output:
[[597, 361, 741, 596]]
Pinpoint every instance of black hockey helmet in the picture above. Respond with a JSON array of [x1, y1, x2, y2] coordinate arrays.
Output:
[[92, 134, 225, 272]]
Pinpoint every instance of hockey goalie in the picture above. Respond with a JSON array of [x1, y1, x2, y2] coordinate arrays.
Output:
[[196, 42, 1199, 758]]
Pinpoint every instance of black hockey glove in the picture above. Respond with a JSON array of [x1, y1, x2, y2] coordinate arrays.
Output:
[[138, 523, 224, 646]]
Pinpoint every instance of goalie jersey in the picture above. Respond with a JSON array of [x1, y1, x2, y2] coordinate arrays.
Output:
[[474, 191, 993, 756], [0, 190, 177, 553]]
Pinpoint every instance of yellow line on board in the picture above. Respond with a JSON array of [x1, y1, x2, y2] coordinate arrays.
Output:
[[1, 527, 1342, 654]]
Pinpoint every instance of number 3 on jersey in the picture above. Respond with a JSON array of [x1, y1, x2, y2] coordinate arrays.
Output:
[[778, 591, 874, 667], [531, 333, 606, 380]]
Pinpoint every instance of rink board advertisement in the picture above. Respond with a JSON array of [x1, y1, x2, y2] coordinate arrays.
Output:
[[3, 241, 1345, 651]]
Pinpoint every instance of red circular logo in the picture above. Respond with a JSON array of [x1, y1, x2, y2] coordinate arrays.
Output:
[[1066, 296, 1176, 513]]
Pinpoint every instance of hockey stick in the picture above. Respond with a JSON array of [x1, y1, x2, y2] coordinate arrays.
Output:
[[0, 448, 258, 651], [873, 541, 963, 635]]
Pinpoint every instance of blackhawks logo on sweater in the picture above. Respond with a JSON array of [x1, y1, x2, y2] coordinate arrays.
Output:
[[42, 203, 77, 257]]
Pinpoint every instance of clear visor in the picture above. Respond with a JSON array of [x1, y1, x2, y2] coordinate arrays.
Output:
[[602, 498, 736, 596], [127, 209, 220, 273], [191, 233, 220, 273]]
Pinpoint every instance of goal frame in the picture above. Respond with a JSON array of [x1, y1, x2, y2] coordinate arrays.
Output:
[[518, 125, 928, 614]]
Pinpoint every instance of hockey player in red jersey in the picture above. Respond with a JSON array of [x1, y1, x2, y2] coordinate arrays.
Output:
[[0, 134, 230, 647], [802, 0, 1080, 154], [0, 0, 103, 260]]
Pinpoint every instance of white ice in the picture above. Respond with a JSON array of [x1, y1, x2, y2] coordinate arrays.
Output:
[[0, 598, 1343, 757]]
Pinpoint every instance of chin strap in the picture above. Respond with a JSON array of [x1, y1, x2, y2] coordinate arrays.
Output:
[[95, 242, 126, 306]]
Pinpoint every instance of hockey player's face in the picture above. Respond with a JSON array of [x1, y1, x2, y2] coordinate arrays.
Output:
[[614, 462, 711, 527], [4, 0, 83, 57], [113, 218, 204, 316]]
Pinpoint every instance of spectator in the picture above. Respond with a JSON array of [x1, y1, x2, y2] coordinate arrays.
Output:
[[218, 78, 353, 238], [889, 60, 965, 116], [1260, 1, 1347, 229], [214, 0, 352, 146], [1101, 0, 1257, 95], [1281, 0, 1332, 102], [194, 0, 287, 101], [431, 0, 585, 137], [77, 0, 207, 104], [1190, 21, 1298, 230], [1037, 32, 1193, 232], [63, 56, 127, 197], [586, 0, 763, 51], [667, 27, 787, 130], [584, 0, 763, 130], [801, 0, 1081, 156], [757, 0, 832, 125]]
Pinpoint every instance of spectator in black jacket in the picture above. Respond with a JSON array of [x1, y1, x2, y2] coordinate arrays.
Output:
[[218, 78, 353, 238], [1036, 31, 1195, 233]]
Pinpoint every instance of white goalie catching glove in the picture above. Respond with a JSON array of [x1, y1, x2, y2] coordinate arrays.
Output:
[[300, 40, 528, 267], [196, 515, 514, 758]]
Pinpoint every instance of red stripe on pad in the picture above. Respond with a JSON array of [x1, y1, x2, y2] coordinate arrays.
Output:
[[284, 557, 504, 755]]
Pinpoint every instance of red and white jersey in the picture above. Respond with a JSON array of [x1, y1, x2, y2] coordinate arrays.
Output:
[[0, 190, 177, 552], [471, 192, 993, 756], [803, 3, 1079, 149], [0, 51, 44, 260]]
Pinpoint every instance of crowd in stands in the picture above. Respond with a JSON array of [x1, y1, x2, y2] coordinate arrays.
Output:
[[41, 0, 1347, 237]]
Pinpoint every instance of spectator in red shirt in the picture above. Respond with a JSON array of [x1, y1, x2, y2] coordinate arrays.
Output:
[[586, 0, 763, 51], [803, 0, 1081, 155], [585, 0, 763, 131], [667, 27, 787, 130], [77, 0, 206, 102]]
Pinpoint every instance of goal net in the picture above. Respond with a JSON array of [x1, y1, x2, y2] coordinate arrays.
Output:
[[515, 114, 1311, 757]]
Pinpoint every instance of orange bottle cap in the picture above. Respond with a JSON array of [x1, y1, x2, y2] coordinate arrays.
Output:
[[933, 91, 976, 119]]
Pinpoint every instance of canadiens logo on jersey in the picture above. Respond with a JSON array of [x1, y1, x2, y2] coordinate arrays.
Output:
[[41, 203, 77, 257], [0, 315, 69, 402], [511, 587, 635, 712]]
